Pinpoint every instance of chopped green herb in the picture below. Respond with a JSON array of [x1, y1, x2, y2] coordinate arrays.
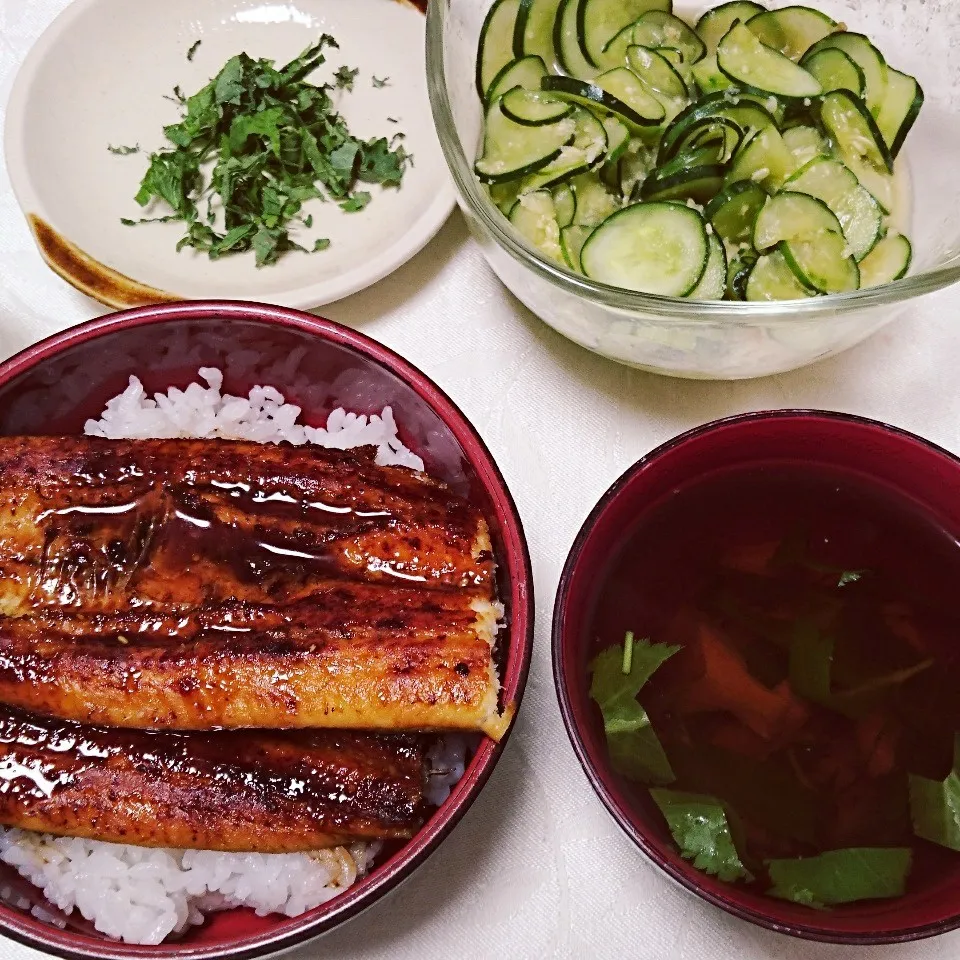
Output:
[[302, 213, 314, 228], [651, 790, 753, 883], [313, 237, 331, 251], [108, 144, 140, 155], [187, 39, 202, 61], [837, 569, 864, 587], [589, 634, 680, 786], [372, 75, 390, 88], [334, 65, 360, 90], [123, 36, 410, 265], [621, 631, 634, 674], [910, 734, 960, 852], [767, 848, 912, 908], [120, 218, 137, 226]]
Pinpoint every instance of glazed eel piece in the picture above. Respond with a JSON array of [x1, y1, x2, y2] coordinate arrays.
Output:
[[0, 437, 507, 739], [0, 707, 426, 852]]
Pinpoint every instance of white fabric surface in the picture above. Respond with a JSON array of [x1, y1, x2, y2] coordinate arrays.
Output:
[[2, 3, 960, 958]]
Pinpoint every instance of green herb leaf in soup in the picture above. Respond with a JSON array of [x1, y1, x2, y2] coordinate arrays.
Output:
[[910, 734, 960, 852], [651, 789, 753, 883], [589, 633, 680, 785], [767, 848, 913, 908]]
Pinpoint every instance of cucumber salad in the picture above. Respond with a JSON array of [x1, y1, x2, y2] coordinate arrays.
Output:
[[473, 0, 923, 300]]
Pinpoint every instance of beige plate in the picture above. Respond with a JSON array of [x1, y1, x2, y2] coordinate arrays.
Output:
[[5, 0, 452, 309]]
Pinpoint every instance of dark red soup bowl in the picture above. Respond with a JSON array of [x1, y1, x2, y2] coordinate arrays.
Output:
[[0, 301, 533, 960], [553, 411, 960, 945]]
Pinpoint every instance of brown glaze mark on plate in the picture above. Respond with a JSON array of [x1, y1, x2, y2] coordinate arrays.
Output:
[[27, 214, 180, 309], [395, 0, 427, 13]]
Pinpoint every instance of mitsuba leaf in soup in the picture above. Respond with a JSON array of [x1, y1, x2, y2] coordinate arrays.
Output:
[[910, 733, 960, 852], [589, 634, 679, 786]]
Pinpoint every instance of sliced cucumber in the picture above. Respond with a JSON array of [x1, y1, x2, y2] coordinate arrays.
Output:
[[517, 0, 564, 71], [553, 182, 577, 226], [632, 11, 706, 65], [489, 179, 522, 214], [541, 73, 664, 129], [500, 88, 573, 125], [818, 89, 894, 211], [804, 33, 887, 117], [706, 179, 767, 247], [858, 232, 912, 288], [581, 202, 710, 295], [799, 47, 865, 98], [780, 232, 859, 292], [571, 171, 620, 225], [579, 0, 671, 67], [875, 68, 924, 160], [478, 0, 524, 99], [603, 115, 632, 162], [692, 54, 732, 95], [726, 124, 794, 191], [475, 100, 576, 183], [696, 1, 767, 55], [618, 147, 658, 201], [659, 91, 776, 159], [518, 106, 608, 189], [641, 162, 726, 203], [487, 55, 550, 104], [717, 22, 822, 100], [746, 250, 814, 299], [753, 190, 842, 251], [727, 250, 758, 298], [596, 67, 671, 127], [782, 123, 829, 167], [688, 230, 728, 298], [660, 116, 742, 166], [561, 223, 593, 269], [745, 6, 839, 61], [626, 46, 689, 117], [784, 156, 882, 260], [555, 0, 598, 79], [598, 21, 642, 70], [509, 190, 564, 260]]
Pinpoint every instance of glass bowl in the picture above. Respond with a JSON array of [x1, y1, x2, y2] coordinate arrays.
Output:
[[553, 411, 960, 943], [426, 0, 960, 379], [0, 301, 534, 960]]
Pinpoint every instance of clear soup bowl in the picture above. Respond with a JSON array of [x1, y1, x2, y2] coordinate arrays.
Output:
[[426, 0, 960, 379]]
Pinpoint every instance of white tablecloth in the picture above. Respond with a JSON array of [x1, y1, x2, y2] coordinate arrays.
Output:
[[2, 3, 960, 958]]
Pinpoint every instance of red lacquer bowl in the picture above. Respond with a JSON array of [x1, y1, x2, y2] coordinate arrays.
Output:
[[553, 411, 960, 945], [0, 301, 533, 959]]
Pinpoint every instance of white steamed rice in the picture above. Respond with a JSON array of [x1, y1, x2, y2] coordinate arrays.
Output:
[[0, 369, 469, 944]]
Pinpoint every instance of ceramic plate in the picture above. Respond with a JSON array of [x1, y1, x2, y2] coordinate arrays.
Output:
[[5, 0, 452, 309]]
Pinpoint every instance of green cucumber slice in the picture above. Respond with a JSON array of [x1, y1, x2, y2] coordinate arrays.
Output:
[[660, 116, 742, 167], [541, 74, 665, 129], [692, 54, 732, 95], [804, 33, 887, 117], [509, 190, 564, 260], [726, 125, 795, 191], [717, 22, 822, 100], [659, 91, 776, 160], [696, 1, 766, 55], [632, 12, 706, 65], [572, 171, 620, 225], [746, 250, 814, 299], [487, 55, 550, 104], [553, 182, 577, 226], [875, 68, 924, 160], [782, 123, 829, 166], [489, 180, 522, 214], [475, 100, 576, 183], [581, 201, 710, 295], [561, 223, 593, 269], [626, 46, 689, 118], [596, 67, 671, 127], [799, 47, 865, 98], [753, 190, 842, 251], [706, 179, 767, 247], [745, 6, 839, 61], [598, 21, 642, 70], [618, 147, 658, 201], [603, 115, 632, 162], [780, 233, 859, 292], [640, 163, 726, 203], [818, 89, 894, 211], [688, 230, 728, 298], [727, 251, 758, 298], [478, 0, 523, 99], [500, 88, 573, 125], [784, 156, 882, 260], [518, 107, 609, 189], [858, 232, 912, 288], [517, 0, 565, 71], [555, 0, 598, 79], [579, 0, 671, 67]]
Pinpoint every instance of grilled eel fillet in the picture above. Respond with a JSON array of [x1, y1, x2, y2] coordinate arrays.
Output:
[[0, 437, 507, 738], [0, 707, 426, 851]]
